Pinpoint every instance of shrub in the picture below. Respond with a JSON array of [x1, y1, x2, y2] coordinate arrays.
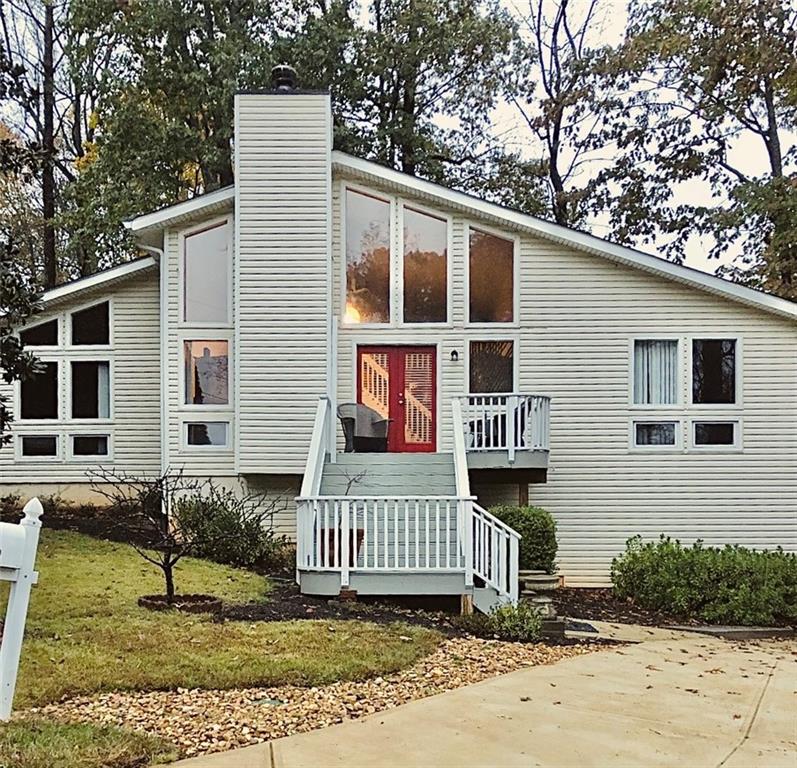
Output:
[[174, 482, 292, 573], [489, 505, 557, 573], [612, 535, 797, 626], [454, 601, 543, 642]]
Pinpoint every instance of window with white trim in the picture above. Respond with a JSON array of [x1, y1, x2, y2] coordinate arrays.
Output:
[[20, 435, 58, 457], [692, 339, 736, 404], [184, 341, 229, 405], [20, 319, 58, 346], [469, 340, 514, 393], [469, 228, 514, 323], [693, 421, 737, 447], [20, 362, 58, 419], [183, 222, 230, 324], [634, 421, 677, 447], [71, 302, 109, 345], [71, 361, 110, 419], [71, 435, 109, 456], [633, 339, 678, 405], [185, 422, 229, 447], [403, 206, 447, 323]]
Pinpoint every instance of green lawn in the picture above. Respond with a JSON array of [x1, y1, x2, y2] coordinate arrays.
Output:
[[0, 530, 442, 767]]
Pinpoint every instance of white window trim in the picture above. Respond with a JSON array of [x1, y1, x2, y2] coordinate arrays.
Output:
[[690, 419, 743, 452], [397, 198, 453, 327], [629, 419, 681, 452], [66, 357, 114, 423], [465, 336, 520, 395], [13, 357, 61, 423], [688, 335, 743, 409], [340, 182, 396, 329], [178, 215, 234, 329], [464, 221, 520, 328], [17, 316, 61, 350], [66, 432, 113, 462], [15, 433, 61, 462], [628, 336, 682, 409], [181, 420, 233, 452], [178, 333, 234, 413], [68, 297, 114, 349]]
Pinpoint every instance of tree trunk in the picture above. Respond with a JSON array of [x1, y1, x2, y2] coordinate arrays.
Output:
[[164, 563, 175, 603], [42, 1, 56, 288]]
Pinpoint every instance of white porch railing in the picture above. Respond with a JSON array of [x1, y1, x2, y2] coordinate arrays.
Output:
[[458, 394, 550, 462], [296, 496, 470, 588], [299, 397, 333, 500], [471, 502, 520, 603]]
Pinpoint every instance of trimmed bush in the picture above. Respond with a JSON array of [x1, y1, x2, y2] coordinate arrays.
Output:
[[489, 505, 557, 573], [612, 536, 797, 626], [455, 601, 543, 642]]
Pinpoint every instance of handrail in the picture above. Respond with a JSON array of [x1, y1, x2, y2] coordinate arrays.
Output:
[[451, 398, 472, 499], [471, 501, 520, 603], [299, 396, 331, 499]]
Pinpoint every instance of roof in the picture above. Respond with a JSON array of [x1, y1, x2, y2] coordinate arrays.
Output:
[[332, 151, 797, 322], [42, 256, 158, 307]]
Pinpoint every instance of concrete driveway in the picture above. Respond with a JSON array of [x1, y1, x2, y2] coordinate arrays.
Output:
[[170, 629, 796, 768]]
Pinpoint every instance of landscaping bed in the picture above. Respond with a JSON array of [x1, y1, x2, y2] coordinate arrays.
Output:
[[33, 636, 601, 760]]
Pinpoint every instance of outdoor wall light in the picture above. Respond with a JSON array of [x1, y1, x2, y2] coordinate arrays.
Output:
[[450, 350, 459, 362]]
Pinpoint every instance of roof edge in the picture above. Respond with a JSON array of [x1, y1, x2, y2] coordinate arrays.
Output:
[[125, 186, 235, 234], [332, 151, 797, 322], [43, 256, 158, 306]]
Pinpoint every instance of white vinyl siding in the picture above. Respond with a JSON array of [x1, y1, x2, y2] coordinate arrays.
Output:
[[234, 93, 332, 474], [0, 270, 161, 483]]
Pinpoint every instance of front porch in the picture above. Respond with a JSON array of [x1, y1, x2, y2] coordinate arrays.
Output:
[[295, 394, 551, 613]]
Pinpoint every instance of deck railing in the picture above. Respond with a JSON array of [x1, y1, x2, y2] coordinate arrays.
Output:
[[296, 495, 471, 587], [471, 502, 520, 603], [458, 394, 550, 462]]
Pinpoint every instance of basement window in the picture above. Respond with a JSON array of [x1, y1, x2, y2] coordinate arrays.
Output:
[[71, 302, 110, 346], [20, 362, 58, 419], [71, 361, 110, 419], [20, 319, 58, 346], [20, 435, 58, 457]]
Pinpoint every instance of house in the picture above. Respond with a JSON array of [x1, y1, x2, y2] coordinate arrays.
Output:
[[2, 74, 796, 609]]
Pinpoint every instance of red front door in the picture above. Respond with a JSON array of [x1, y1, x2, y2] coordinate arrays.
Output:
[[357, 346, 436, 452]]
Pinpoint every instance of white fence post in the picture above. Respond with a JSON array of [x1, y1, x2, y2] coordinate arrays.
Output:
[[340, 500, 350, 589], [0, 497, 43, 720], [509, 535, 519, 604], [463, 499, 474, 587]]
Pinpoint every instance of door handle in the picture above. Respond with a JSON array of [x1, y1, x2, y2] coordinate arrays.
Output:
[[397, 394, 405, 406]]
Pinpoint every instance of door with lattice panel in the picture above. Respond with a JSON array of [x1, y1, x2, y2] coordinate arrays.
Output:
[[357, 346, 436, 452]]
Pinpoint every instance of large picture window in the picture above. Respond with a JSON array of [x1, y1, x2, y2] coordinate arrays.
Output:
[[184, 341, 229, 405], [71, 361, 110, 419], [634, 340, 678, 405], [469, 228, 514, 323], [184, 222, 229, 324], [20, 362, 58, 419], [345, 189, 390, 324], [469, 341, 514, 393], [692, 339, 736, 404], [403, 207, 447, 323]]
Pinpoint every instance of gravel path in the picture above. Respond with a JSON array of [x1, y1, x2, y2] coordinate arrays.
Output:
[[30, 638, 603, 759]]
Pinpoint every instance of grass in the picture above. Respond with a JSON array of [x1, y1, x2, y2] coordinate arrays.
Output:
[[0, 720, 177, 768], [4, 530, 442, 708]]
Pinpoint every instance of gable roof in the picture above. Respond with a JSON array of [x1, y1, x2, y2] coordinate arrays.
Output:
[[333, 151, 797, 322], [42, 256, 158, 307]]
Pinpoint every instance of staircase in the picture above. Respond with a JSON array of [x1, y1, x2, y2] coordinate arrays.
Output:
[[320, 453, 456, 496]]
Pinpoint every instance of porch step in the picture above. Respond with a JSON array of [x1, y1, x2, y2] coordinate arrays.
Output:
[[320, 453, 456, 497]]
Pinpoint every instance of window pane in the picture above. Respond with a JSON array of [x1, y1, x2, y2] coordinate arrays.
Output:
[[184, 341, 229, 405], [186, 422, 228, 446], [72, 435, 109, 456], [345, 189, 390, 323], [693, 339, 736, 404], [184, 223, 229, 323], [469, 341, 513, 393], [694, 422, 735, 445], [72, 302, 109, 345], [634, 340, 678, 404], [21, 362, 58, 419], [71, 362, 110, 419], [20, 319, 57, 346], [21, 436, 57, 456], [635, 422, 676, 446], [469, 229, 513, 323], [403, 207, 447, 323]]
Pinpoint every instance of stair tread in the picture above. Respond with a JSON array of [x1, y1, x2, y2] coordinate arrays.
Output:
[[320, 453, 456, 496]]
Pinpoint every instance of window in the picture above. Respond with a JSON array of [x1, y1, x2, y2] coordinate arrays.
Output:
[[71, 362, 110, 418], [345, 189, 391, 324], [71, 302, 109, 345], [469, 228, 514, 323], [20, 435, 58, 457], [634, 340, 678, 405], [20, 362, 58, 419], [184, 341, 229, 405], [186, 422, 229, 447], [634, 422, 677, 447], [403, 207, 447, 323], [469, 341, 514, 393], [693, 339, 736, 404], [694, 421, 736, 447], [20, 319, 57, 346], [72, 435, 109, 456], [184, 222, 229, 323]]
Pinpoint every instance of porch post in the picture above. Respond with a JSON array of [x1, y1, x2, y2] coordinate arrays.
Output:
[[509, 535, 519, 604], [340, 500, 350, 589], [507, 395, 518, 464], [463, 499, 474, 587]]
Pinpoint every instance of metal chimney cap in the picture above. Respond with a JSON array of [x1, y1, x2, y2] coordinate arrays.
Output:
[[271, 64, 297, 92]]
